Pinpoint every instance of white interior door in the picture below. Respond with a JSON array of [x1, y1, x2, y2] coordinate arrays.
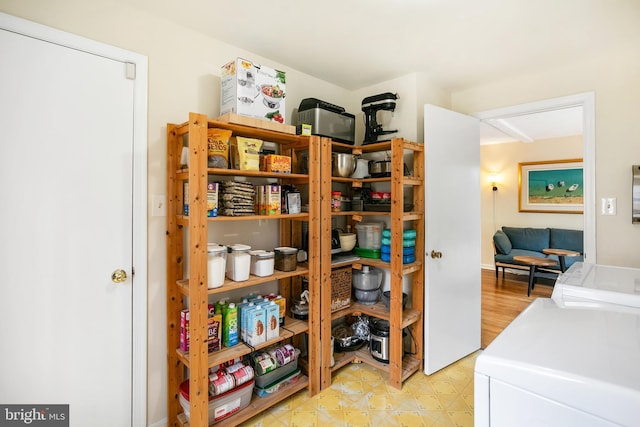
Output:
[[424, 104, 481, 374], [0, 17, 144, 426]]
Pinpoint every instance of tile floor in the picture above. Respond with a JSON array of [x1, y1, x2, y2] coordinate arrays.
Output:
[[240, 351, 479, 427]]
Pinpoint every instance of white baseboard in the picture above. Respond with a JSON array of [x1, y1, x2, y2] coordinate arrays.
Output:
[[483, 263, 528, 276], [148, 418, 167, 427]]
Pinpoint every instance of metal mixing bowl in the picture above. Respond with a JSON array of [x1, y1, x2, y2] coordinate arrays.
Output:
[[332, 153, 357, 177]]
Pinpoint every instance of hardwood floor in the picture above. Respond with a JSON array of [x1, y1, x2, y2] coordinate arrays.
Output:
[[481, 267, 553, 348]]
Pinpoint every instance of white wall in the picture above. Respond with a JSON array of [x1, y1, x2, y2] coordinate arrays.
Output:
[[0, 1, 353, 425], [452, 46, 640, 268]]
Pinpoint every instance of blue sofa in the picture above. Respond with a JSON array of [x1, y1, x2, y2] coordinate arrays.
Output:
[[493, 226, 584, 278]]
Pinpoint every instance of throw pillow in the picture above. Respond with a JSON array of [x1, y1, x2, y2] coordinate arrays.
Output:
[[493, 230, 512, 254]]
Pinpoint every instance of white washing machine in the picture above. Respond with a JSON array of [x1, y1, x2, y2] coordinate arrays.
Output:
[[553, 262, 640, 310], [475, 298, 640, 427]]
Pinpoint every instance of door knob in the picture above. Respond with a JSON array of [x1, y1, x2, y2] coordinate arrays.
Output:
[[430, 250, 443, 259], [111, 269, 127, 283]]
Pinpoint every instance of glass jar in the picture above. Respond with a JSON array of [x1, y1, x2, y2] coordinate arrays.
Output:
[[331, 191, 341, 212]]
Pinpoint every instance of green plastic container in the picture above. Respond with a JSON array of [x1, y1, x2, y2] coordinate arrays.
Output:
[[354, 247, 381, 259]]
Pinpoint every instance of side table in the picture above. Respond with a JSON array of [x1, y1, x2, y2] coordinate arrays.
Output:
[[542, 248, 580, 272], [513, 255, 559, 297]]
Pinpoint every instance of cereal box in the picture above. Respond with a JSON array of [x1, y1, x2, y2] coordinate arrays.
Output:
[[265, 184, 281, 215]]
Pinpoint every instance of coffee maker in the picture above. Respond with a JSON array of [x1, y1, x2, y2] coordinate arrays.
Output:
[[362, 92, 398, 145]]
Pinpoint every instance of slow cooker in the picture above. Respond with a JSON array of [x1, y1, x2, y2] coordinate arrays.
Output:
[[370, 318, 390, 363]]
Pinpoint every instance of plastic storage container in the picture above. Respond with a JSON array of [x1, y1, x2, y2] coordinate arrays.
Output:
[[254, 368, 301, 397], [253, 356, 299, 388], [355, 222, 384, 250], [274, 247, 298, 271], [249, 250, 274, 277], [178, 378, 254, 425], [226, 244, 251, 281], [207, 243, 227, 288]]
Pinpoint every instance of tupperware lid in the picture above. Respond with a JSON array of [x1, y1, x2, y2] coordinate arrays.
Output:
[[207, 243, 226, 254], [274, 246, 298, 254], [249, 250, 274, 259], [227, 243, 251, 252]]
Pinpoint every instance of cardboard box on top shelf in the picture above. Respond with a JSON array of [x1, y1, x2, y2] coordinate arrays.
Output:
[[221, 58, 286, 125]]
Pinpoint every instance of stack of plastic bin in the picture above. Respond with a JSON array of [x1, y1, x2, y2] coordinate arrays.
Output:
[[381, 229, 416, 263]]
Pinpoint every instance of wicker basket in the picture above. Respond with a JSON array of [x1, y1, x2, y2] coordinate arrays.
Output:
[[331, 266, 352, 312]]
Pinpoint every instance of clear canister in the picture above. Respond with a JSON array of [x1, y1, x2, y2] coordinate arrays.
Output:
[[207, 243, 227, 288], [226, 244, 251, 282], [249, 250, 275, 277], [274, 246, 299, 272]]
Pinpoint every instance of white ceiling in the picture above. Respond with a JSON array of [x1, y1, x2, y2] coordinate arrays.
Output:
[[117, 0, 640, 92], [115, 0, 637, 143], [479, 106, 584, 145]]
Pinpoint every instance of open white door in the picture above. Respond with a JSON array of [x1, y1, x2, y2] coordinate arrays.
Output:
[[424, 104, 481, 374]]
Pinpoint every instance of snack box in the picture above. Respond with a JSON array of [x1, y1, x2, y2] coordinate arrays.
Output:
[[261, 154, 291, 173], [180, 306, 221, 353], [221, 57, 286, 124], [253, 368, 301, 397], [179, 378, 254, 425]]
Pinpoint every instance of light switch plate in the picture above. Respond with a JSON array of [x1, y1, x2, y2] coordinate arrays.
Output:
[[151, 195, 166, 217], [601, 197, 617, 215]]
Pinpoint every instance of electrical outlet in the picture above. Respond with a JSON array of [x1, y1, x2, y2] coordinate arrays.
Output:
[[601, 197, 617, 215], [151, 195, 166, 217]]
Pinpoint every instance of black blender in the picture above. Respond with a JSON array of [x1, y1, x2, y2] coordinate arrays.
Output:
[[362, 92, 398, 145]]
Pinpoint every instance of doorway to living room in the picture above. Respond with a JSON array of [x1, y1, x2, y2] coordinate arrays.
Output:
[[473, 93, 596, 270]]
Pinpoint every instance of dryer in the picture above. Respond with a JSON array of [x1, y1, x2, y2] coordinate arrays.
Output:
[[475, 298, 640, 427]]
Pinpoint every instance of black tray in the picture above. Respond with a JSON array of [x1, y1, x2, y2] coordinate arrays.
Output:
[[363, 203, 414, 212]]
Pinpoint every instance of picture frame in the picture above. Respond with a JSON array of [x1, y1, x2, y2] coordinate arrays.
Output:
[[518, 159, 584, 214]]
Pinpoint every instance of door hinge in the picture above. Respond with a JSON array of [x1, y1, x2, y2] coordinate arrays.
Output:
[[125, 62, 136, 80]]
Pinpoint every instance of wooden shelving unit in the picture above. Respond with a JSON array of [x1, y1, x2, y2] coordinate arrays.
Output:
[[319, 137, 425, 390], [166, 113, 321, 427]]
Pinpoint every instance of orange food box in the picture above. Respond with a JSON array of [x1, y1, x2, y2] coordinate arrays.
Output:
[[262, 154, 291, 173]]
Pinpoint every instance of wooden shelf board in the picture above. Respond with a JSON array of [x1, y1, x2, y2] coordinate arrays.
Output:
[[347, 258, 423, 275], [176, 265, 310, 296], [330, 139, 423, 154], [177, 168, 309, 181], [176, 317, 308, 369], [176, 213, 309, 226], [214, 113, 297, 135], [330, 303, 421, 327], [177, 374, 309, 427], [331, 350, 422, 385], [329, 177, 423, 185]]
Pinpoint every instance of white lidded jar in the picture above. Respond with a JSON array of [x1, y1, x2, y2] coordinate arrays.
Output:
[[226, 244, 251, 282], [207, 243, 227, 289], [249, 250, 275, 277]]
